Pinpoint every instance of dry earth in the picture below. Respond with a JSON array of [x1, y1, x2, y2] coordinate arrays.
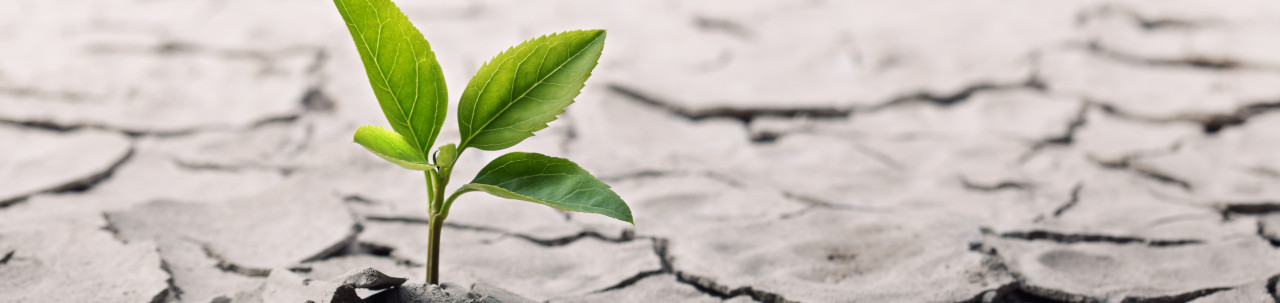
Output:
[[3, 0, 1280, 302]]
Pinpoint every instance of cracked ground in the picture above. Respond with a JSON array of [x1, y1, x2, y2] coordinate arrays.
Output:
[[3, 0, 1280, 302]]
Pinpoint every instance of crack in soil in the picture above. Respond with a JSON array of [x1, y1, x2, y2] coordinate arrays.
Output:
[[197, 242, 272, 277], [0, 78, 318, 139], [444, 221, 635, 247], [610, 66, 1047, 145], [1220, 202, 1280, 217], [867, 79, 1043, 112], [674, 272, 797, 303], [1254, 220, 1280, 247], [100, 212, 131, 244], [0, 85, 93, 102], [954, 282, 1020, 303], [355, 241, 396, 257], [363, 216, 635, 247], [0, 249, 13, 267], [585, 236, 796, 302], [247, 113, 303, 130], [970, 239, 1074, 303], [599, 169, 746, 190], [642, 236, 798, 303], [341, 195, 380, 205], [1118, 287, 1230, 303], [972, 235, 1229, 303], [1004, 274, 1229, 303], [0, 144, 131, 207], [608, 83, 852, 124], [995, 229, 1203, 247], [593, 270, 667, 293], [87, 41, 318, 60], [776, 191, 895, 221], [87, 42, 321, 77], [1018, 104, 1091, 164], [0, 118, 203, 138], [960, 177, 1034, 193], [363, 216, 432, 225], [559, 111, 578, 155], [693, 15, 753, 40], [147, 287, 170, 303], [1076, 4, 1213, 32], [300, 223, 364, 263], [599, 170, 680, 183], [0, 196, 27, 208], [0, 113, 311, 139], [987, 286, 1072, 303], [1091, 90, 1280, 135], [1052, 184, 1085, 218], [50, 147, 135, 193], [171, 158, 296, 176], [1085, 41, 1248, 71], [1041, 103, 1089, 146], [157, 257, 184, 301], [1092, 158, 1193, 192], [1267, 274, 1279, 301], [849, 141, 908, 171], [300, 87, 336, 113]]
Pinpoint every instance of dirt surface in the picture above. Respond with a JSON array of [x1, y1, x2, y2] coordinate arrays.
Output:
[[2, 0, 1280, 302]]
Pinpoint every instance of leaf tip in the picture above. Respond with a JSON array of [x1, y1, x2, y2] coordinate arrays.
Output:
[[576, 29, 606, 43]]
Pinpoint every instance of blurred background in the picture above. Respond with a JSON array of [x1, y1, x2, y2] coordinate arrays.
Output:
[[3, 0, 1280, 302]]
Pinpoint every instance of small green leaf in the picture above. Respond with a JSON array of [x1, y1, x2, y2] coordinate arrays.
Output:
[[462, 152, 632, 224], [353, 125, 436, 171], [334, 0, 448, 156], [435, 143, 457, 168], [457, 30, 606, 151]]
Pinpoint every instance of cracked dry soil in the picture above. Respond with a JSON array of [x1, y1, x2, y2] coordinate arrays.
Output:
[[4, 0, 1280, 302]]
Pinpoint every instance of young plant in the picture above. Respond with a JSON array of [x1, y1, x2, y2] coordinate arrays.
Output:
[[333, 0, 633, 284]]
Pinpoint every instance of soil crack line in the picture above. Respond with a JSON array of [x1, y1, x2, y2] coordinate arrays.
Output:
[[157, 257, 183, 301], [1220, 202, 1280, 218], [1092, 158, 1192, 191], [994, 229, 1202, 247], [608, 84, 851, 124], [171, 158, 296, 176], [0, 250, 13, 266], [1093, 92, 1280, 135], [647, 236, 798, 303], [1051, 184, 1084, 218], [959, 177, 1034, 193], [970, 232, 1226, 303], [364, 216, 635, 247], [196, 241, 272, 277]]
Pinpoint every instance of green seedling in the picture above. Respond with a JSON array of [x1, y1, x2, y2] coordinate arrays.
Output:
[[334, 0, 632, 284]]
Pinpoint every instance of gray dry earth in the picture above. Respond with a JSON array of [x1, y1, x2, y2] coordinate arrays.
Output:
[[3, 0, 1280, 302]]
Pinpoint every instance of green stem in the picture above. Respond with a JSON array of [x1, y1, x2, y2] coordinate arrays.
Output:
[[425, 213, 444, 284], [425, 145, 463, 284], [425, 171, 438, 213], [439, 187, 476, 219], [425, 164, 451, 284]]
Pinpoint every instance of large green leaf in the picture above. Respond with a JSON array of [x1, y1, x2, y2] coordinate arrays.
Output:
[[461, 152, 632, 224], [353, 125, 435, 171], [457, 30, 606, 151], [335, 0, 447, 155]]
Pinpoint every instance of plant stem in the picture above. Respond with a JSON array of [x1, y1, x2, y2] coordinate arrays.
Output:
[[425, 164, 451, 284], [425, 213, 444, 284], [426, 171, 438, 213]]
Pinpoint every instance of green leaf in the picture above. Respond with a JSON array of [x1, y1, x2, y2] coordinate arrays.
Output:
[[434, 143, 457, 168], [334, 0, 448, 156], [462, 152, 632, 224], [457, 30, 606, 151], [353, 125, 436, 171]]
